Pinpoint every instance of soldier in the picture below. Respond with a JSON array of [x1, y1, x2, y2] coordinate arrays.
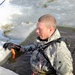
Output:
[[3, 14, 73, 75]]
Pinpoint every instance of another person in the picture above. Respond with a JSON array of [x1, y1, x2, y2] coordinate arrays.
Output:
[[3, 14, 73, 75]]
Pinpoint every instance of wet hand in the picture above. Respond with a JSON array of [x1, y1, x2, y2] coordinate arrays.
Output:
[[3, 42, 22, 59], [3, 42, 21, 51]]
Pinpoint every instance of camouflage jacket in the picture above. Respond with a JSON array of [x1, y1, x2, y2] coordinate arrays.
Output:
[[24, 29, 73, 75]]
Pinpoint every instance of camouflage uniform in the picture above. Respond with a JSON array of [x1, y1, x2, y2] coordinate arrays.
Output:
[[25, 29, 73, 75]]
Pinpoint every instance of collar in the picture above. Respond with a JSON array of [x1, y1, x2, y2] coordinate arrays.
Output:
[[48, 29, 61, 42]]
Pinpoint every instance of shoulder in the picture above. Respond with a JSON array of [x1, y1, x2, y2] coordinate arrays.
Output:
[[56, 41, 70, 53], [56, 41, 73, 62]]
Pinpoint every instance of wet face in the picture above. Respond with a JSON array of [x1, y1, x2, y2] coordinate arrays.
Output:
[[36, 22, 51, 40]]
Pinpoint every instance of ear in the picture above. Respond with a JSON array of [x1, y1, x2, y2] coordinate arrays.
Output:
[[50, 26, 54, 31], [49, 26, 55, 36]]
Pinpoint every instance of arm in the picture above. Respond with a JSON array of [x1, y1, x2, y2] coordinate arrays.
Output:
[[3, 42, 37, 53], [55, 43, 73, 75], [22, 44, 37, 53]]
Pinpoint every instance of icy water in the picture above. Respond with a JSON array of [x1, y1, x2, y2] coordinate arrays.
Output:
[[0, 0, 75, 74], [0, 0, 75, 47]]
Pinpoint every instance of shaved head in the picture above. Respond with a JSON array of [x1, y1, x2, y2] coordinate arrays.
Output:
[[38, 14, 56, 29]]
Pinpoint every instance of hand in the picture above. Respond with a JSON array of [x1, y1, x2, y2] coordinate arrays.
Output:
[[3, 42, 20, 59], [3, 42, 21, 52], [3, 42, 25, 59], [3, 42, 13, 50]]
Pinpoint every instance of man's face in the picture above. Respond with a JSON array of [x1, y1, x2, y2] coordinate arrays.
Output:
[[36, 22, 51, 40]]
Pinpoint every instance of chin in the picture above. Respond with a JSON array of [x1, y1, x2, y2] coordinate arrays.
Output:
[[39, 36, 46, 40], [41, 38, 45, 40], [39, 37, 42, 39], [40, 37, 45, 40]]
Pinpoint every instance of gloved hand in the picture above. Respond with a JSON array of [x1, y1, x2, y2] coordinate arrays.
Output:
[[3, 42, 25, 59], [3, 42, 22, 52]]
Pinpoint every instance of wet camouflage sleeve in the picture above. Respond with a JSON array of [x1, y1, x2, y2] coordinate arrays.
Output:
[[23, 41, 38, 52]]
